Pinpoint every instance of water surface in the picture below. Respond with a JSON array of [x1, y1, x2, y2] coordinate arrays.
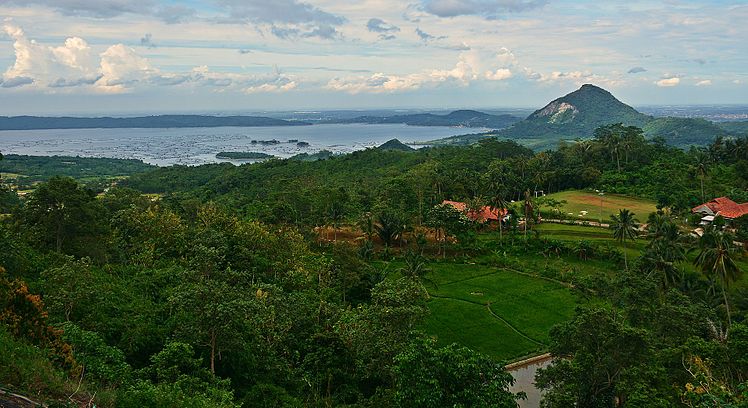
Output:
[[0, 124, 478, 166]]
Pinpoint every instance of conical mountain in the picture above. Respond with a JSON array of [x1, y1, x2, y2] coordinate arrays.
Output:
[[500, 84, 651, 140]]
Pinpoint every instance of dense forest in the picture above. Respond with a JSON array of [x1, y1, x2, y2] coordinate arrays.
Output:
[[1, 125, 748, 407]]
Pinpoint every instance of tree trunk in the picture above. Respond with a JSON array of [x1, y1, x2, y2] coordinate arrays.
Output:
[[700, 176, 705, 203], [210, 330, 216, 374], [622, 240, 628, 271], [56, 221, 63, 253], [721, 274, 732, 329]]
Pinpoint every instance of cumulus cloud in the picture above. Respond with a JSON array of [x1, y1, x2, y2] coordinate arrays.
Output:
[[2, 23, 100, 89], [628, 67, 646, 74], [327, 49, 514, 93], [695, 79, 712, 86], [523, 67, 619, 87], [421, 0, 549, 18], [0, 23, 299, 94], [485, 68, 512, 80], [656, 77, 680, 87]]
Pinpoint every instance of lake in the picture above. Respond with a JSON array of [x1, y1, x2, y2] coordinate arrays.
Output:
[[0, 124, 478, 166]]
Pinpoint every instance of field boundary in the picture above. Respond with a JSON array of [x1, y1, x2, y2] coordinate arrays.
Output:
[[428, 292, 546, 347]]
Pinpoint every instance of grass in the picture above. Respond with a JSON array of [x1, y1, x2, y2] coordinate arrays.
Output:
[[534, 223, 647, 259], [542, 190, 657, 222], [421, 262, 579, 361]]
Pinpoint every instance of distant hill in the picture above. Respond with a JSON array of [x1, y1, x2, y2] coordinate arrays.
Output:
[[377, 139, 415, 152], [0, 115, 310, 130], [717, 121, 748, 136], [289, 150, 335, 162], [500, 84, 651, 140], [643, 117, 732, 145], [429, 84, 739, 149], [333, 110, 520, 129]]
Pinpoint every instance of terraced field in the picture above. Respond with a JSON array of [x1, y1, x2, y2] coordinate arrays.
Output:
[[422, 262, 579, 361]]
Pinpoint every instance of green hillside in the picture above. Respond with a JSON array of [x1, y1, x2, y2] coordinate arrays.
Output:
[[643, 117, 731, 146]]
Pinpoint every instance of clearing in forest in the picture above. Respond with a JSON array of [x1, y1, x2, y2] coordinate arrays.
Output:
[[422, 263, 579, 362]]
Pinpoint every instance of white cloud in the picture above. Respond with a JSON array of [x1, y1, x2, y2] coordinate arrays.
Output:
[[326, 49, 516, 93], [656, 77, 680, 87], [485, 68, 512, 80], [695, 79, 712, 87], [1, 23, 300, 94], [2, 23, 100, 88], [96, 44, 157, 91]]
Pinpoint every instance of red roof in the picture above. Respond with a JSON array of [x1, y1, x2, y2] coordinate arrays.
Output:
[[442, 200, 507, 222], [692, 197, 748, 219]]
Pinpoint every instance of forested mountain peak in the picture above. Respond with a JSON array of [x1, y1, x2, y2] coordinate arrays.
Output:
[[526, 84, 650, 126]]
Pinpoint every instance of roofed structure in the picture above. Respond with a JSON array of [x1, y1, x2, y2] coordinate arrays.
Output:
[[692, 197, 748, 220]]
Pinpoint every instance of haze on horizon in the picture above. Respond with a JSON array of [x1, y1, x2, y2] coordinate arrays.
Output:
[[0, 0, 746, 115]]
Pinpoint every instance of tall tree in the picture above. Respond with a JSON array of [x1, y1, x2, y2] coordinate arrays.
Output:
[[610, 209, 639, 270], [20, 176, 107, 255], [695, 150, 710, 203], [641, 213, 687, 289], [694, 226, 742, 329]]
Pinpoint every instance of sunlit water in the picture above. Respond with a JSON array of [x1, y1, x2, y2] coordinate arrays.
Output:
[[0, 124, 480, 166]]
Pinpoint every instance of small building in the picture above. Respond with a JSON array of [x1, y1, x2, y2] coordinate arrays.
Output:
[[692, 197, 748, 224], [442, 200, 508, 223]]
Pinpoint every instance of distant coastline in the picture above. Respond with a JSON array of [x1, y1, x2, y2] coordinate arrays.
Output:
[[0, 115, 310, 131]]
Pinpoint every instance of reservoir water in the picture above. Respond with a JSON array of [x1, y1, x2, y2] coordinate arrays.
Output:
[[0, 124, 479, 166]]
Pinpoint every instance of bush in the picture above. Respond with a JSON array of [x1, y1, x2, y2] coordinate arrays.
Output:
[[60, 323, 132, 387]]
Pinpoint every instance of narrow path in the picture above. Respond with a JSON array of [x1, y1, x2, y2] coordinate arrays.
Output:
[[428, 292, 546, 346]]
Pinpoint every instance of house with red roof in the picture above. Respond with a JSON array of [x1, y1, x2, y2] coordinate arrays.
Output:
[[692, 197, 748, 224], [442, 200, 508, 223]]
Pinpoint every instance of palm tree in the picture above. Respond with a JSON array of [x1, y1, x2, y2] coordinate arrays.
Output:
[[523, 190, 534, 239], [398, 251, 437, 290], [642, 213, 687, 289], [374, 211, 405, 249], [485, 162, 510, 241], [695, 151, 710, 203], [327, 202, 345, 241], [694, 228, 742, 329], [610, 209, 639, 270]]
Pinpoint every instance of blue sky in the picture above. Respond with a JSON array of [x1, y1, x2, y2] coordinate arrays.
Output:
[[0, 0, 746, 114]]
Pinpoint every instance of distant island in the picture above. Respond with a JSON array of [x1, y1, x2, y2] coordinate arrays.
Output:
[[0, 115, 310, 131], [215, 152, 275, 160]]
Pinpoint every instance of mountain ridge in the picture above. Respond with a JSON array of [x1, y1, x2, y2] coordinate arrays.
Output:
[[429, 84, 734, 149]]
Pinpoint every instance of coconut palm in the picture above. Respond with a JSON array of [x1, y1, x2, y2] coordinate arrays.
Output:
[[374, 211, 405, 249], [642, 214, 688, 289], [695, 151, 710, 203], [610, 209, 639, 270], [694, 228, 742, 329], [523, 190, 534, 239]]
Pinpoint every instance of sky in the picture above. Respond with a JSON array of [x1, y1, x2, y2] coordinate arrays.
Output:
[[0, 0, 746, 115]]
